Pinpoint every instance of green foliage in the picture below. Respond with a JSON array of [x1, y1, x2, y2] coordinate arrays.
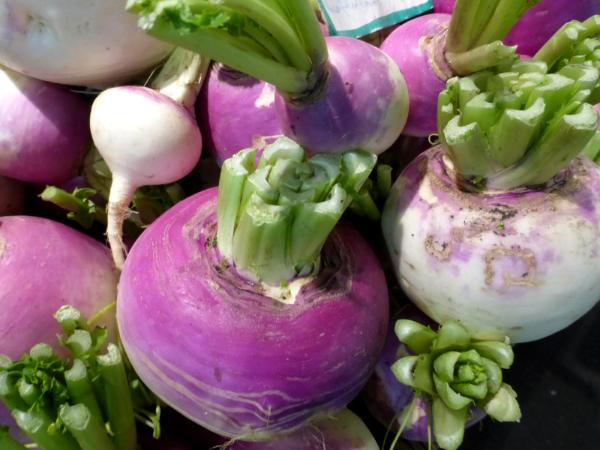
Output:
[[392, 320, 520, 450]]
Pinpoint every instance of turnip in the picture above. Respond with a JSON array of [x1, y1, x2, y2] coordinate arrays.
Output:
[[127, 0, 408, 155], [197, 64, 281, 166], [382, 19, 600, 343], [380, 0, 539, 137], [0, 67, 90, 184], [0, 0, 172, 87], [117, 138, 389, 440], [228, 409, 379, 449], [0, 216, 118, 359], [90, 49, 207, 268], [0, 176, 25, 215], [433, 0, 600, 56]]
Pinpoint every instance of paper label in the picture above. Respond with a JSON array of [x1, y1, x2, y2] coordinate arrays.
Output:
[[317, 0, 433, 38]]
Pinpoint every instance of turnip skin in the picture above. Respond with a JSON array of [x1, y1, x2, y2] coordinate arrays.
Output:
[[379, 14, 451, 138], [0, 0, 172, 86], [117, 187, 389, 441], [0, 216, 118, 360], [382, 146, 600, 343], [275, 36, 408, 155], [197, 65, 281, 166], [0, 68, 90, 184]]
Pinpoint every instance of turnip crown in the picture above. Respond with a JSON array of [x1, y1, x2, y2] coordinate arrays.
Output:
[[216, 137, 375, 286], [438, 15, 600, 191]]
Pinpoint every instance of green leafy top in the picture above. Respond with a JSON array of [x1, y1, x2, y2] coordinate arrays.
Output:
[[217, 137, 376, 286], [437, 16, 600, 191], [127, 0, 328, 95], [0, 306, 161, 450], [443, 0, 542, 76], [392, 320, 520, 450]]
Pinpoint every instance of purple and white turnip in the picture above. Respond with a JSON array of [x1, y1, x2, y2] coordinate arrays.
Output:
[[117, 138, 389, 440], [0, 0, 172, 87], [90, 48, 206, 268], [382, 22, 600, 343], [128, 0, 408, 155]]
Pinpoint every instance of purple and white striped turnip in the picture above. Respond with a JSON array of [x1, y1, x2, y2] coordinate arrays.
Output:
[[0, 0, 172, 87], [381, 0, 539, 136], [128, 0, 408, 155], [382, 22, 600, 343], [90, 49, 206, 268], [433, 0, 600, 56], [117, 138, 389, 440], [0, 67, 90, 184]]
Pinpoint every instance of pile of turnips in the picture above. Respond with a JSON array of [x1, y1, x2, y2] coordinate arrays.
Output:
[[1, 1, 600, 450]]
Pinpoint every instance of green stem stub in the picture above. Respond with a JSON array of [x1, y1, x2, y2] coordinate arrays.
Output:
[[127, 0, 328, 95], [391, 320, 520, 450], [443, 0, 541, 75], [439, 49, 600, 190], [0, 307, 161, 450], [217, 137, 376, 286]]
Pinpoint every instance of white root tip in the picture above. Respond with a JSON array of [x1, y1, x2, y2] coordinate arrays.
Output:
[[106, 176, 136, 270]]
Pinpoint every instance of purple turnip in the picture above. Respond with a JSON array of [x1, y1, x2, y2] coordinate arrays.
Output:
[[197, 65, 281, 165], [117, 138, 389, 440], [0, 216, 118, 360], [128, 0, 408, 155], [381, 0, 540, 136], [0, 67, 90, 184]]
